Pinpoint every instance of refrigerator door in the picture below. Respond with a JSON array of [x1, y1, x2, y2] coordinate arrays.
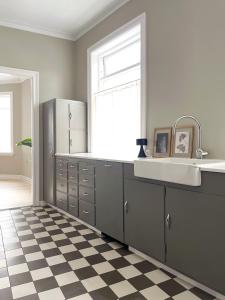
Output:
[[69, 101, 87, 153]]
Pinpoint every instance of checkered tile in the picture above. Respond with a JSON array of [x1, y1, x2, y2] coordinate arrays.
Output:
[[0, 206, 219, 299]]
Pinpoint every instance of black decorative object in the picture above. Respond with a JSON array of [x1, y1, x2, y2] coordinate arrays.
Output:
[[136, 138, 147, 158]]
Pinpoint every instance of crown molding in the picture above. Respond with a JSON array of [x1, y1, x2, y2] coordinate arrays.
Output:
[[0, 0, 130, 42], [0, 20, 75, 41], [72, 0, 131, 41]]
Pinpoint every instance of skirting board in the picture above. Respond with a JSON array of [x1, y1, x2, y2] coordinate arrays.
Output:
[[0, 174, 32, 184], [129, 247, 224, 300], [43, 203, 224, 299]]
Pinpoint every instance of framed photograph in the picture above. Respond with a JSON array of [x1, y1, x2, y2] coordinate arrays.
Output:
[[172, 126, 194, 158], [153, 127, 172, 158]]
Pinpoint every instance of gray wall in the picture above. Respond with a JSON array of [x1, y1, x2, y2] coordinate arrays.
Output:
[[73, 0, 225, 158], [0, 83, 22, 174], [0, 26, 75, 101]]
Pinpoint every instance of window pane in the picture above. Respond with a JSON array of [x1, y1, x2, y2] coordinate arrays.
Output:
[[0, 109, 11, 152], [0, 94, 11, 109], [93, 82, 140, 156], [103, 40, 140, 77]]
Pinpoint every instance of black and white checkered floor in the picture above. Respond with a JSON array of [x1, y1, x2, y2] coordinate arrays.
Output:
[[0, 206, 218, 300]]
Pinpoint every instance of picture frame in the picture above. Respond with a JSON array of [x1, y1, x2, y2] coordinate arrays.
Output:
[[153, 127, 172, 158], [172, 126, 194, 158]]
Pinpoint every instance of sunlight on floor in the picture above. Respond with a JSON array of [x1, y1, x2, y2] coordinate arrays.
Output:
[[0, 179, 32, 209]]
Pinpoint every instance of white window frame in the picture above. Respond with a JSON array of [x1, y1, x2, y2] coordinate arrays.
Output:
[[0, 91, 13, 156], [87, 13, 146, 152]]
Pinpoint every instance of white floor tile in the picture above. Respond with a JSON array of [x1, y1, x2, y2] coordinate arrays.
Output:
[[81, 275, 106, 292], [46, 254, 66, 266], [110, 280, 137, 298], [93, 261, 115, 274], [12, 282, 36, 299], [118, 265, 142, 279], [38, 287, 65, 300], [101, 250, 121, 261], [145, 269, 171, 284], [55, 271, 79, 286], [69, 258, 90, 270], [140, 285, 169, 300], [31, 267, 53, 281], [8, 263, 29, 276]]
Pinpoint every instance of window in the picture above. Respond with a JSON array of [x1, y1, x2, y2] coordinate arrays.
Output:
[[88, 14, 146, 156], [0, 92, 13, 154]]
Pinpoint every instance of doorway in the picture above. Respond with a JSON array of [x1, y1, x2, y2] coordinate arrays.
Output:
[[0, 66, 39, 209]]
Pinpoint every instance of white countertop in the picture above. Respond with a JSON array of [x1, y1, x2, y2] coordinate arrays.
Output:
[[200, 162, 225, 173], [55, 153, 225, 173], [55, 152, 135, 163]]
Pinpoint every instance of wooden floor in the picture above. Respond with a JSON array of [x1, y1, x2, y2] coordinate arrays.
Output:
[[0, 179, 32, 209]]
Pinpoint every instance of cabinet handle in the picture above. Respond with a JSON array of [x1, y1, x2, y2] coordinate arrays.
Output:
[[82, 168, 88, 171], [104, 164, 112, 167], [69, 176, 76, 179], [83, 179, 88, 182], [70, 165, 76, 168], [83, 193, 88, 196], [166, 214, 171, 229], [70, 205, 76, 208], [83, 210, 89, 214], [124, 201, 128, 214]]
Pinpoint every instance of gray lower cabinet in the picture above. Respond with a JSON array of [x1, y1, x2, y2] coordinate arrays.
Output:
[[165, 187, 225, 295], [124, 178, 165, 262], [68, 196, 78, 217], [79, 200, 95, 226], [95, 161, 124, 242]]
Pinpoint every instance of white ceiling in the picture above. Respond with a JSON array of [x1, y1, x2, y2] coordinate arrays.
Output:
[[0, 0, 130, 41]]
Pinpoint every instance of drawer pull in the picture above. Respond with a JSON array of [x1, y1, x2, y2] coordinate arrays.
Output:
[[124, 201, 128, 213], [58, 199, 63, 202], [166, 214, 171, 229], [104, 164, 112, 167], [83, 193, 89, 196], [70, 205, 76, 208], [82, 179, 89, 182], [69, 176, 76, 179], [69, 165, 76, 168], [83, 210, 89, 214], [82, 168, 89, 171]]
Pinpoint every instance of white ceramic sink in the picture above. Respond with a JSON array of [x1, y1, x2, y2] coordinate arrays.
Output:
[[134, 158, 222, 186]]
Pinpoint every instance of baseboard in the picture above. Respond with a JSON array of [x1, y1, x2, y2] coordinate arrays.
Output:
[[0, 174, 32, 183], [129, 247, 225, 300]]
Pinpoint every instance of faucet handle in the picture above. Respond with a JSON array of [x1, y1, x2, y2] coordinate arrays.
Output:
[[196, 148, 208, 159]]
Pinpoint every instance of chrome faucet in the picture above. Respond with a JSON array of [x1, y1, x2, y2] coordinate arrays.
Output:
[[172, 115, 208, 159]]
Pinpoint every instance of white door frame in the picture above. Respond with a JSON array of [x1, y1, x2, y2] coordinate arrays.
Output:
[[0, 66, 40, 206]]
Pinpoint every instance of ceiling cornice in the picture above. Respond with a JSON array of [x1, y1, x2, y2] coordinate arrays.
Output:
[[0, 0, 131, 42]]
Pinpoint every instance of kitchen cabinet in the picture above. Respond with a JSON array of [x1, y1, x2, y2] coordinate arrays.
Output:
[[165, 187, 225, 295], [124, 178, 165, 262], [95, 161, 124, 242], [43, 98, 86, 205]]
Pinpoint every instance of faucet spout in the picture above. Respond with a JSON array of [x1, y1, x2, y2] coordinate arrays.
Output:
[[172, 115, 208, 159]]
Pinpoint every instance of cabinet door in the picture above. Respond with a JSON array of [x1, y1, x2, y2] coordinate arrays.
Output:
[[69, 102, 86, 153], [95, 162, 123, 242], [166, 188, 225, 295], [55, 100, 69, 153], [124, 179, 165, 262], [43, 100, 55, 205]]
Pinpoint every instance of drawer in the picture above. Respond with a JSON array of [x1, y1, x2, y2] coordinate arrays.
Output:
[[56, 191, 68, 211], [79, 185, 95, 203], [79, 163, 95, 176], [79, 200, 95, 226], [68, 162, 78, 181], [56, 178, 67, 193], [68, 181, 78, 197], [56, 168, 67, 179], [56, 158, 67, 169], [68, 196, 78, 217], [79, 172, 94, 187]]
